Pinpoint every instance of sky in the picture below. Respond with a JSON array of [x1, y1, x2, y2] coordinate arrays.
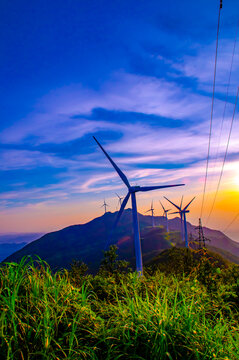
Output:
[[1, 0, 239, 241]]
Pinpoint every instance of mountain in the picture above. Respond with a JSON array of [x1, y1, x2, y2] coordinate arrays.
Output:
[[167, 218, 239, 256], [3, 210, 239, 272], [0, 233, 44, 262], [0, 243, 27, 262], [0, 233, 44, 244]]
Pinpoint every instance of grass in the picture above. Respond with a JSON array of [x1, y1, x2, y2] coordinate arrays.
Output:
[[0, 253, 239, 359]]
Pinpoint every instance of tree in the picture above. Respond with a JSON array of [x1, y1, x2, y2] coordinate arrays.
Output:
[[99, 245, 130, 276], [69, 259, 88, 285]]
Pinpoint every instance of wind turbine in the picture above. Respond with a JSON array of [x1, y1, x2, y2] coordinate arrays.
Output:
[[164, 196, 184, 241], [115, 193, 124, 208], [101, 199, 109, 214], [93, 136, 185, 275], [164, 196, 195, 248], [159, 200, 170, 232], [145, 200, 155, 227]]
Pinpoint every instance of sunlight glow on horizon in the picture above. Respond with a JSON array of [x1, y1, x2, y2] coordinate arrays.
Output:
[[1, 186, 239, 242]]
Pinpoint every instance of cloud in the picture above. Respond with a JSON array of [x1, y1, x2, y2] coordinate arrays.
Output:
[[1, 108, 239, 202], [0, 72, 212, 145], [0, 149, 76, 170], [173, 39, 239, 94], [1, 59, 238, 218]]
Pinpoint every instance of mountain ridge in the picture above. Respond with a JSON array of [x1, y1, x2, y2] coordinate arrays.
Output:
[[4, 210, 239, 271]]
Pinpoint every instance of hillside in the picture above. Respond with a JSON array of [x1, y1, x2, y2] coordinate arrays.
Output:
[[146, 247, 230, 275], [1, 248, 239, 359], [4, 210, 168, 272], [4, 209, 239, 271]]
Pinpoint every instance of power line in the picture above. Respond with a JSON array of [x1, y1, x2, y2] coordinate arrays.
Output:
[[200, 0, 223, 219], [223, 212, 239, 233], [206, 88, 239, 224], [209, 20, 239, 194]]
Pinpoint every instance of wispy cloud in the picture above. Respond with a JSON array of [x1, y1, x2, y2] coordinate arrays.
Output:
[[173, 39, 239, 94], [0, 72, 212, 146], [0, 149, 76, 170]]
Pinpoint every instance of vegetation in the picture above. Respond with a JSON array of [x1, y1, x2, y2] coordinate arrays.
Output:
[[0, 247, 239, 359]]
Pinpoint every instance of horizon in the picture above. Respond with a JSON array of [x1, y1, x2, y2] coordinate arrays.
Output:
[[1, 209, 238, 245], [1, 1, 239, 242]]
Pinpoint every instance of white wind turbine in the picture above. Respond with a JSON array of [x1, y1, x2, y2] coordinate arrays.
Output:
[[159, 200, 170, 232], [164, 196, 195, 247], [115, 193, 124, 208], [94, 136, 185, 275], [145, 200, 155, 227], [101, 199, 109, 214]]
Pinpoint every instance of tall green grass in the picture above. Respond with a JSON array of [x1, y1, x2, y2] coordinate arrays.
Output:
[[0, 256, 238, 359]]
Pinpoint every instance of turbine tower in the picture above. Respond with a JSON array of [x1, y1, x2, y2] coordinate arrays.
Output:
[[145, 201, 155, 227], [115, 193, 123, 208], [159, 200, 170, 232], [164, 196, 195, 248], [165, 196, 184, 241], [101, 199, 109, 214], [93, 136, 185, 275]]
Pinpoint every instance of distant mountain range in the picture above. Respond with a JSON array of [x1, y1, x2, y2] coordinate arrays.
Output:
[[0, 243, 27, 263], [4, 210, 239, 272], [0, 233, 43, 262], [0, 233, 44, 244]]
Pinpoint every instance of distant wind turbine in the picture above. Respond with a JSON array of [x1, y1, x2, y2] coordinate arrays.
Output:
[[93, 136, 185, 275], [164, 196, 195, 248], [101, 199, 109, 214], [145, 201, 155, 227], [165, 196, 184, 240], [159, 200, 170, 232], [115, 193, 124, 208]]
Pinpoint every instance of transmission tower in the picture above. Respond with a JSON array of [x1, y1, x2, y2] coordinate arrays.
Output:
[[195, 218, 210, 249]]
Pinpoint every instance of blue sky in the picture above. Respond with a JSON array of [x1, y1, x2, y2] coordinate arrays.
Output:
[[1, 0, 239, 239]]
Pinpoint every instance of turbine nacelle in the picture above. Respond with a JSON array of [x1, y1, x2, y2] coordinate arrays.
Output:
[[130, 186, 141, 193], [170, 210, 189, 215]]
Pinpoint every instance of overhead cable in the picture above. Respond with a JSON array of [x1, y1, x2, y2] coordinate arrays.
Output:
[[206, 87, 239, 224], [209, 20, 239, 192], [200, 0, 223, 219], [223, 212, 239, 233]]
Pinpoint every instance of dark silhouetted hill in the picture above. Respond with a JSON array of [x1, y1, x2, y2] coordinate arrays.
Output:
[[4, 210, 239, 271]]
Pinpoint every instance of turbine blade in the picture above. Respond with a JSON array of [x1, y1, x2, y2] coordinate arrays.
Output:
[[145, 209, 151, 213], [159, 200, 166, 212], [164, 196, 181, 210], [113, 192, 130, 228], [169, 211, 180, 215], [139, 184, 184, 192], [184, 196, 196, 210], [93, 136, 130, 188]]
